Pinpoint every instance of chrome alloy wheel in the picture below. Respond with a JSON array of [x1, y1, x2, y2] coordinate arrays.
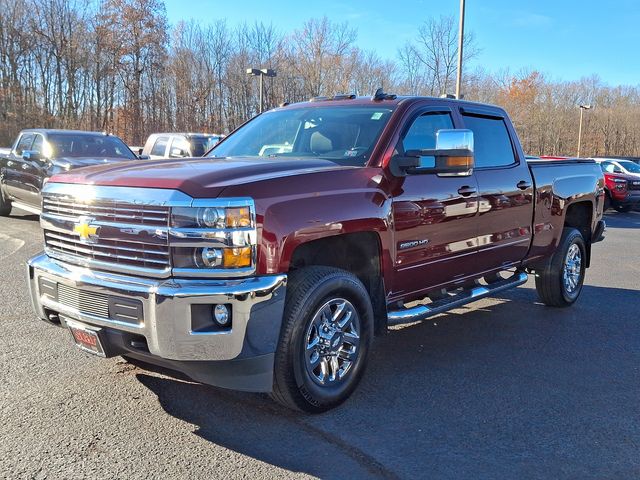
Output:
[[563, 243, 582, 294], [304, 298, 361, 386]]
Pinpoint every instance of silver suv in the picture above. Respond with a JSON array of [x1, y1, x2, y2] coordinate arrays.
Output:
[[141, 133, 223, 159]]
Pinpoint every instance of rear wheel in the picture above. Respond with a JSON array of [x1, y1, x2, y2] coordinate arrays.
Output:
[[0, 186, 11, 216], [535, 227, 586, 307], [271, 266, 374, 413]]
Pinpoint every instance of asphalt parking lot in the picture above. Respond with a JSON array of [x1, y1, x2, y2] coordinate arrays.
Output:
[[1, 209, 639, 480]]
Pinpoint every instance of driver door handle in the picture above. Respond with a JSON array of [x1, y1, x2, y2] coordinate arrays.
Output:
[[517, 180, 532, 190], [457, 186, 477, 197]]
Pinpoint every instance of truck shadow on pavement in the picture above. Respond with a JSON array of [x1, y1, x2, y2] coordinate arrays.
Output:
[[135, 284, 640, 480]]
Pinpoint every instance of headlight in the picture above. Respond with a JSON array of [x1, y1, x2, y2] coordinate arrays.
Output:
[[171, 206, 252, 229], [169, 199, 256, 277]]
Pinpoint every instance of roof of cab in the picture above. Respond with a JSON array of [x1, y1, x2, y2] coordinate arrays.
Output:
[[275, 94, 507, 114], [20, 129, 110, 136]]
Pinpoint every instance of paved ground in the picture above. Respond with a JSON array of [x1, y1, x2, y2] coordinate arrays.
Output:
[[1, 208, 639, 480]]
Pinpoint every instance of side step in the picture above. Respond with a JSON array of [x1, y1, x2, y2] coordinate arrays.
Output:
[[387, 271, 528, 326]]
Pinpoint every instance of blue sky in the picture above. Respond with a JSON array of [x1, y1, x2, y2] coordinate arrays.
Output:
[[164, 0, 640, 86]]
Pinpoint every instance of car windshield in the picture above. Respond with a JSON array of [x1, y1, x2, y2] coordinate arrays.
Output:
[[46, 134, 136, 159], [190, 136, 220, 157], [207, 105, 394, 166], [619, 160, 640, 173]]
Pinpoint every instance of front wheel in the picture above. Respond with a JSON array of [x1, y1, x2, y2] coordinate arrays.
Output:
[[271, 266, 374, 413], [535, 227, 586, 307]]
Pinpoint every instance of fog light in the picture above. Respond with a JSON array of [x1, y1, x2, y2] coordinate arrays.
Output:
[[213, 304, 230, 326], [199, 247, 222, 267]]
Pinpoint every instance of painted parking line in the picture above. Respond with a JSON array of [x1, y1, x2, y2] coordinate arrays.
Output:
[[0, 233, 25, 259]]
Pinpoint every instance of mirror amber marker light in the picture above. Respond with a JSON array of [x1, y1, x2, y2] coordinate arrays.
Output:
[[445, 156, 473, 168]]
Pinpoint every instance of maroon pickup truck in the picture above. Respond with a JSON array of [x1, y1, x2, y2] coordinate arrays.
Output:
[[27, 93, 606, 412]]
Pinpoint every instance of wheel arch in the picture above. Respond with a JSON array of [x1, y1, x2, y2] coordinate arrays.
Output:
[[288, 231, 388, 334], [563, 200, 594, 267]]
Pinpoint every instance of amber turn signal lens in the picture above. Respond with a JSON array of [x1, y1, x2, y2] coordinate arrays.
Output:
[[445, 156, 472, 168], [225, 207, 251, 228], [223, 247, 252, 268]]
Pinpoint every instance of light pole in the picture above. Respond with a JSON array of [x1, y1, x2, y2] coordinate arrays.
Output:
[[455, 0, 466, 99], [577, 104, 591, 157], [246, 68, 277, 113]]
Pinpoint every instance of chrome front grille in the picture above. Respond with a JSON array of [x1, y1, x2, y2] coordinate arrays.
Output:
[[629, 180, 640, 191], [39, 184, 257, 279], [58, 283, 109, 318], [44, 230, 170, 271], [43, 196, 169, 226], [39, 186, 184, 278]]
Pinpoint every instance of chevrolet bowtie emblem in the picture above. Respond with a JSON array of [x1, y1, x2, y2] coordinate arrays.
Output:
[[73, 218, 99, 242]]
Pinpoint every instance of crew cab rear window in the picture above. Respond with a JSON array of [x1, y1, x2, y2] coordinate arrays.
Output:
[[151, 137, 169, 156], [462, 114, 516, 168]]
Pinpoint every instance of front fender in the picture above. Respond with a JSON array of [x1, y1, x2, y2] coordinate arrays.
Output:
[[259, 188, 392, 274]]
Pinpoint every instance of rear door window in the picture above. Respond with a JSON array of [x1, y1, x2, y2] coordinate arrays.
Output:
[[462, 114, 516, 168], [31, 135, 44, 156], [150, 137, 169, 156]]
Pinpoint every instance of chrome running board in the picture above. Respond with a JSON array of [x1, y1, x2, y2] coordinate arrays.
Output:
[[387, 271, 528, 326]]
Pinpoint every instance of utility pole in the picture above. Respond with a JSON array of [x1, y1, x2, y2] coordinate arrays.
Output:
[[455, 0, 466, 99], [246, 68, 277, 113], [577, 104, 591, 157]]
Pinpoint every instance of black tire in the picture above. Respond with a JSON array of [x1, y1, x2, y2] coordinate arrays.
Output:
[[535, 227, 586, 307], [614, 204, 632, 213], [0, 186, 11, 216], [271, 266, 374, 413]]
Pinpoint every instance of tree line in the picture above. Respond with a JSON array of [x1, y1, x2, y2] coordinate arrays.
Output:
[[1, 0, 639, 158]]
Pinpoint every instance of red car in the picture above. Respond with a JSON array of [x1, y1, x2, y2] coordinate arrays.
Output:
[[595, 159, 640, 212]]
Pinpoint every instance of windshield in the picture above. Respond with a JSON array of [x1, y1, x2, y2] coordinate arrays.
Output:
[[207, 106, 394, 165], [190, 136, 220, 157], [619, 160, 640, 173], [46, 134, 136, 159]]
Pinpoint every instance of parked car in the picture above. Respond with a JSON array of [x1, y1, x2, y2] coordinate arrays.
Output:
[[141, 133, 223, 159], [27, 93, 605, 413], [594, 158, 640, 212], [0, 129, 138, 216]]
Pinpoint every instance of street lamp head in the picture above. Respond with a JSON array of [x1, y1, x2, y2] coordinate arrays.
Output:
[[246, 68, 277, 77], [579, 104, 592, 110]]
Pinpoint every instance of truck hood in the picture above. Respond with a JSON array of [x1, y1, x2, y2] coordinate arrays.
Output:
[[49, 156, 357, 197]]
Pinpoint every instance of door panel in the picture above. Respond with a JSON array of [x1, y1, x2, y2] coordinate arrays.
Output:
[[474, 167, 534, 270], [461, 112, 534, 271], [19, 134, 48, 208], [390, 108, 479, 300], [3, 133, 35, 203], [391, 175, 480, 298]]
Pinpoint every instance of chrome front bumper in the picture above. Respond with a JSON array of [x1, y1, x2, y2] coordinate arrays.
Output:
[[27, 253, 287, 362]]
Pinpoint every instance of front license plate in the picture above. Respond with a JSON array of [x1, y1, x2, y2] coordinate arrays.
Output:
[[66, 319, 105, 357]]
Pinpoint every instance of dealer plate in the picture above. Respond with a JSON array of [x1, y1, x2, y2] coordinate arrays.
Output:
[[65, 319, 106, 357]]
